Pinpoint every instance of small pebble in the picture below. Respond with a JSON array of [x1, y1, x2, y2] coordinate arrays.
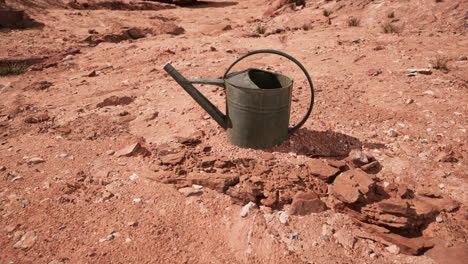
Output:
[[240, 202, 257, 217], [132, 198, 142, 203], [278, 211, 289, 224], [129, 173, 139, 181], [386, 245, 400, 254], [127, 221, 138, 227]]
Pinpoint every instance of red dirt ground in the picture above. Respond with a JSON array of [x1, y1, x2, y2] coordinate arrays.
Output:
[[0, 0, 467, 263]]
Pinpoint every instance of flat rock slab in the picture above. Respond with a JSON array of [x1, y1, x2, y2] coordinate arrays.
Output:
[[115, 143, 150, 157], [331, 169, 375, 204], [178, 187, 203, 197], [96, 96, 135, 108], [305, 159, 340, 182], [289, 191, 327, 216]]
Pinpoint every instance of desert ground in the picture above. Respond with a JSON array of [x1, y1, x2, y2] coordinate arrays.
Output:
[[0, 0, 467, 263]]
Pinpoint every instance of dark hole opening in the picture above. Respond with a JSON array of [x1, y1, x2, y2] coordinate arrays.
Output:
[[248, 69, 283, 89]]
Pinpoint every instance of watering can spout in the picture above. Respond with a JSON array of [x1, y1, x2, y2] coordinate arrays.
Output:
[[164, 63, 228, 129]]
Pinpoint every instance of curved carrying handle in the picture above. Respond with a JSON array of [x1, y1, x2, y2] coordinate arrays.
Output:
[[224, 49, 315, 134]]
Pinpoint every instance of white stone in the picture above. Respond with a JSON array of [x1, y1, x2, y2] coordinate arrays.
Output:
[[27, 157, 45, 165], [240, 202, 257, 217], [278, 211, 289, 224], [132, 198, 142, 203], [386, 245, 400, 254], [129, 173, 139, 181]]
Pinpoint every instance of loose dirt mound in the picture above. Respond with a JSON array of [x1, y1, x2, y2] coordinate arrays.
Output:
[[146, 140, 459, 255]]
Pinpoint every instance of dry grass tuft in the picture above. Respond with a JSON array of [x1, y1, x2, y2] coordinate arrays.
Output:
[[347, 17, 360, 27], [256, 25, 266, 35], [431, 56, 450, 71], [0, 62, 27, 76], [381, 22, 401, 33]]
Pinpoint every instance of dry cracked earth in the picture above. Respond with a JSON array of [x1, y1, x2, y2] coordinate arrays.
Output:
[[0, 0, 467, 263]]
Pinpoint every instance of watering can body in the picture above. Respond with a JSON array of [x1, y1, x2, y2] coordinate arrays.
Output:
[[163, 50, 314, 149], [225, 69, 293, 148]]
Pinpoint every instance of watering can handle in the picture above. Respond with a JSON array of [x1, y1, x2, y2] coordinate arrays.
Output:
[[224, 49, 315, 134]]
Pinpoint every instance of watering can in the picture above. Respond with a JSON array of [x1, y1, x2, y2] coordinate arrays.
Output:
[[163, 50, 314, 149]]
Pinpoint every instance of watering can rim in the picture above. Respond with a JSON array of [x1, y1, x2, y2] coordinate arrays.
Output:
[[225, 68, 293, 91]]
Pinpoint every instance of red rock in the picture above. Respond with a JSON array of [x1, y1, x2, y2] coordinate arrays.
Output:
[[375, 232, 434, 255], [96, 96, 135, 108], [200, 156, 217, 167], [176, 136, 201, 146], [305, 159, 340, 182], [326, 159, 347, 170], [160, 23, 185, 35], [127, 27, 146, 39], [24, 113, 50, 123], [360, 160, 381, 174], [160, 152, 185, 165], [260, 152, 275, 160], [377, 198, 410, 215], [87, 70, 97, 77], [56, 127, 72, 134], [289, 191, 327, 216], [115, 143, 149, 157], [412, 195, 460, 216], [331, 169, 375, 204], [186, 173, 239, 192], [25, 81, 52, 91], [214, 158, 233, 169], [367, 69, 382, 76]]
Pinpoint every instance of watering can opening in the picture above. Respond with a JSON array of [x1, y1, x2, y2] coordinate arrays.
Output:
[[226, 68, 293, 90]]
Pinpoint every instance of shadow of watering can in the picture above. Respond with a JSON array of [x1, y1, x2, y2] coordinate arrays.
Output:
[[164, 49, 314, 149]]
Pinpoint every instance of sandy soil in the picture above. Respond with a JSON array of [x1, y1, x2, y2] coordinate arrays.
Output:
[[0, 0, 467, 263]]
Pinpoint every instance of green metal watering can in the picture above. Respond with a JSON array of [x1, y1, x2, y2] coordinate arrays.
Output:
[[164, 50, 314, 149]]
